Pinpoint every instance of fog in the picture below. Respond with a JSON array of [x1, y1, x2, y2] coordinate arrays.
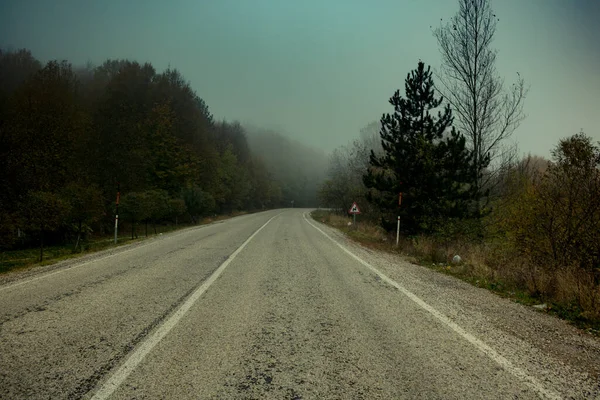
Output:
[[1, 0, 598, 158], [1, 0, 599, 222], [245, 126, 328, 207]]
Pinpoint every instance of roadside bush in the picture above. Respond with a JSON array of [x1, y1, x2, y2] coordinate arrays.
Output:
[[120, 192, 147, 239], [506, 134, 599, 293], [60, 183, 104, 252], [469, 133, 600, 323], [168, 198, 187, 225], [182, 185, 215, 223], [19, 191, 71, 261]]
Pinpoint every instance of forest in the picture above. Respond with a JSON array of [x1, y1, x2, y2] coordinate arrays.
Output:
[[0, 49, 326, 260]]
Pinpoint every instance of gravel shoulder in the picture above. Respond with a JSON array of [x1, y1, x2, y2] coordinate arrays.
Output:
[[309, 212, 600, 399]]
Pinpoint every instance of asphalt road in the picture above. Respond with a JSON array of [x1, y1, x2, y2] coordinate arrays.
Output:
[[0, 209, 598, 399]]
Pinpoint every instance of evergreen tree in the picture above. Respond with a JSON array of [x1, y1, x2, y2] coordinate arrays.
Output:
[[363, 61, 477, 235]]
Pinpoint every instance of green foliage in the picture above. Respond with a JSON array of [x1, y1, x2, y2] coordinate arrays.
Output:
[[516, 133, 600, 273], [120, 190, 172, 236], [182, 186, 216, 222], [120, 191, 147, 238], [144, 103, 198, 195], [20, 191, 71, 233], [363, 61, 477, 234], [61, 183, 104, 226], [0, 209, 19, 251], [60, 183, 105, 251], [19, 191, 71, 261], [213, 145, 247, 212], [168, 198, 187, 222], [144, 189, 171, 222], [2, 60, 86, 200], [0, 48, 295, 254]]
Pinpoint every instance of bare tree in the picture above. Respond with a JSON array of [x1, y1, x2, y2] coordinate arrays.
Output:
[[317, 122, 385, 215], [359, 121, 383, 156], [433, 0, 528, 211]]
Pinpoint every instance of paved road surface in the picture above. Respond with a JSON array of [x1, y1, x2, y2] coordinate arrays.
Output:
[[0, 209, 598, 399]]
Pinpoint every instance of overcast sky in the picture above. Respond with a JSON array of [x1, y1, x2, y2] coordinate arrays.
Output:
[[1, 0, 598, 157]]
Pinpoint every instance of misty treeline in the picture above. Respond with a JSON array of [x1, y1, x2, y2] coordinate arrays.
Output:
[[0, 49, 325, 257], [319, 0, 599, 322]]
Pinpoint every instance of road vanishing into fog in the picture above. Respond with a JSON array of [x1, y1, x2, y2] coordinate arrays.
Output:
[[0, 209, 599, 399]]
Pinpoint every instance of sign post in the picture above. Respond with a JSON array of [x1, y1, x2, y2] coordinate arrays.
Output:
[[348, 202, 361, 229]]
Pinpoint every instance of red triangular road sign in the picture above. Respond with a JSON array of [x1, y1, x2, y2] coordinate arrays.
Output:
[[348, 202, 361, 214]]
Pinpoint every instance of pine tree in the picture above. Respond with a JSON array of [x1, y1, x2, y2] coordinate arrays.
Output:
[[363, 61, 477, 235]]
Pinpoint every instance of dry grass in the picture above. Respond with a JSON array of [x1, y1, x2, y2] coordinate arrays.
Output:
[[311, 209, 600, 333], [553, 268, 600, 321], [313, 211, 388, 243]]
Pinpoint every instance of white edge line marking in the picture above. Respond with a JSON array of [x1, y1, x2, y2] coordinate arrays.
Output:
[[303, 212, 561, 400], [91, 213, 280, 400], [0, 212, 264, 293], [1, 242, 157, 292]]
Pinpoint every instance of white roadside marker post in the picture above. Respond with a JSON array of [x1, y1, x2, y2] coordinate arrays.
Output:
[[114, 183, 120, 244], [396, 191, 402, 247], [396, 215, 400, 247]]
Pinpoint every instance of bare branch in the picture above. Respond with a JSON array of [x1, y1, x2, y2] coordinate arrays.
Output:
[[433, 0, 528, 209]]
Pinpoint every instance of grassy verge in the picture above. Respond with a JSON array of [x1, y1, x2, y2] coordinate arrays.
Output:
[[311, 209, 600, 335], [0, 211, 251, 275]]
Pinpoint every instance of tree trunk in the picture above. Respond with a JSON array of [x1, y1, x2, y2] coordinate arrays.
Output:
[[39, 228, 44, 262], [74, 220, 82, 252], [153, 221, 157, 235], [145, 221, 148, 237]]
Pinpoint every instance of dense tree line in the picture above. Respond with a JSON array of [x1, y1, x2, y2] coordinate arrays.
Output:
[[0, 49, 324, 258]]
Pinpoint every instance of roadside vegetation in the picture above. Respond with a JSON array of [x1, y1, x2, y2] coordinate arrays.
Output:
[[0, 212, 249, 274], [317, 0, 599, 334], [0, 50, 326, 272]]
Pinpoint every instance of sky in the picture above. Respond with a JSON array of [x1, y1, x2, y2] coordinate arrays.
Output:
[[1, 0, 599, 157]]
